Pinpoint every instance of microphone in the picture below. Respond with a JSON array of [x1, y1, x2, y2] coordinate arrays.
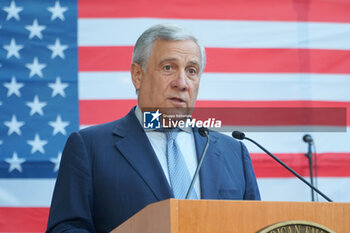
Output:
[[232, 131, 333, 202], [198, 127, 209, 137], [186, 127, 210, 199], [232, 130, 245, 140], [303, 134, 313, 144], [303, 134, 315, 201]]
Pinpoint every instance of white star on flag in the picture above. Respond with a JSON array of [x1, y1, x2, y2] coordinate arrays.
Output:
[[25, 57, 46, 78], [4, 115, 25, 136], [25, 19, 46, 39], [47, 1, 68, 21], [5, 152, 26, 173], [27, 134, 48, 154], [49, 115, 69, 135], [3, 76, 24, 97], [50, 152, 62, 172], [151, 109, 162, 122], [3, 38, 24, 59], [48, 77, 69, 97], [26, 95, 47, 116], [48, 38, 68, 59], [3, 1, 23, 21]]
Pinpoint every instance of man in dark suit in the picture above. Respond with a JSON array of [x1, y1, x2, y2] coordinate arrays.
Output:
[[46, 24, 260, 233]]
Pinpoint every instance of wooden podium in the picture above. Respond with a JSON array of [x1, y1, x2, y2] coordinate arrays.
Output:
[[111, 199, 350, 233]]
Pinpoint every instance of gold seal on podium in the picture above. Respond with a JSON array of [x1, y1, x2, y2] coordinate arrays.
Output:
[[258, 220, 336, 233]]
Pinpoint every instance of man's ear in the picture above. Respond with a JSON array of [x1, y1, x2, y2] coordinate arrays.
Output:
[[130, 63, 143, 90]]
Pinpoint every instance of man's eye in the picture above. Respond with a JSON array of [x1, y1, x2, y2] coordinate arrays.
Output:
[[188, 68, 197, 74], [163, 65, 172, 71]]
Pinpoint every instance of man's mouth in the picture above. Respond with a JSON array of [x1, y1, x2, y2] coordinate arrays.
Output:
[[169, 97, 185, 103]]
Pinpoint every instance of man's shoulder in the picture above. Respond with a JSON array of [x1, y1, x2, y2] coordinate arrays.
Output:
[[209, 130, 240, 146], [79, 119, 119, 135], [78, 107, 137, 137]]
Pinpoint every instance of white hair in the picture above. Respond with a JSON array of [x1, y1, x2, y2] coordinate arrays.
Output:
[[132, 23, 206, 73]]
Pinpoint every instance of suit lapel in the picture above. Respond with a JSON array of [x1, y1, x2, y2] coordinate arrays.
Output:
[[193, 128, 223, 199], [112, 108, 173, 201]]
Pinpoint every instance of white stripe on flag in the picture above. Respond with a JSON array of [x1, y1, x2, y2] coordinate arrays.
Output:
[[78, 72, 350, 101], [257, 177, 350, 202], [1, 178, 349, 206], [78, 18, 350, 49], [0, 179, 55, 207], [221, 129, 350, 154]]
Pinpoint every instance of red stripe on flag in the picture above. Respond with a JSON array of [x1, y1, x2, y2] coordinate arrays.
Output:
[[79, 46, 350, 74], [79, 46, 133, 72], [192, 107, 346, 127], [251, 153, 350, 178], [78, 0, 350, 23], [79, 99, 137, 125], [79, 100, 350, 126], [0, 207, 49, 232], [206, 48, 350, 74]]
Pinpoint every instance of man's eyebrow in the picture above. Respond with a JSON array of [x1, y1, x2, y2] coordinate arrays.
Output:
[[159, 58, 200, 66], [188, 60, 200, 67], [158, 58, 178, 64], [157, 58, 201, 70]]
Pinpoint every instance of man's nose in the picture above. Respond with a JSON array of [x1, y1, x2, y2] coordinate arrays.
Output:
[[171, 70, 188, 91]]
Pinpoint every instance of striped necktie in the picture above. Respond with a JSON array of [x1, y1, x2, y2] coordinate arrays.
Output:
[[164, 128, 198, 199]]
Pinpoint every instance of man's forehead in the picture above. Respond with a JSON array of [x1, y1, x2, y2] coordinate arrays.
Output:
[[152, 39, 199, 53], [152, 40, 200, 60]]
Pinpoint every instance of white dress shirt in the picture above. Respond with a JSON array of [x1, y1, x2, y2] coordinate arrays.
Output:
[[135, 106, 201, 198]]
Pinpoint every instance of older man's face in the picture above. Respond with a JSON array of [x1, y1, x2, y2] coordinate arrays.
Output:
[[131, 39, 202, 115]]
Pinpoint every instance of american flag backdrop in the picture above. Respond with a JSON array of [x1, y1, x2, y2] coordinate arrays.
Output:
[[1, 0, 350, 232]]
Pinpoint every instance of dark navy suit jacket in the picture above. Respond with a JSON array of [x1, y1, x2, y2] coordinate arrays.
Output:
[[46, 107, 260, 233]]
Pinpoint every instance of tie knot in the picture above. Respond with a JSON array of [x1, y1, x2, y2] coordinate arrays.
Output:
[[164, 128, 180, 141]]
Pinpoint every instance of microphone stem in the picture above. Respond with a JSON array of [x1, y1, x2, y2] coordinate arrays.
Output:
[[244, 137, 332, 202], [186, 134, 210, 199], [305, 143, 315, 202]]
